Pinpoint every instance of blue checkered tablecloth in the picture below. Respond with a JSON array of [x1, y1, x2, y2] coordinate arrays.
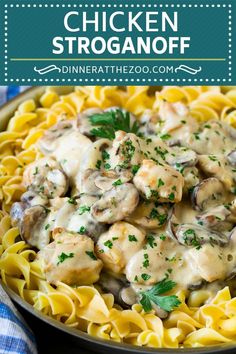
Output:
[[0, 86, 37, 354]]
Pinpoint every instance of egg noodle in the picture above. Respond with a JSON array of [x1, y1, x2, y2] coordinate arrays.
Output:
[[1, 86, 236, 348]]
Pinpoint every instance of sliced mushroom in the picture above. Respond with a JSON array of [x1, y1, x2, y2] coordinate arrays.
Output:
[[23, 157, 68, 198], [98, 273, 136, 307], [38, 120, 74, 154], [21, 191, 48, 207], [77, 108, 103, 137], [167, 146, 198, 167], [169, 222, 229, 248], [198, 155, 234, 191], [227, 150, 236, 167], [11, 203, 50, 249], [191, 178, 226, 211], [76, 138, 112, 193], [94, 169, 133, 192], [91, 183, 139, 223], [196, 205, 232, 230]]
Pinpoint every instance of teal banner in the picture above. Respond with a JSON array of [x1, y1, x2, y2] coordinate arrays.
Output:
[[0, 0, 235, 85]]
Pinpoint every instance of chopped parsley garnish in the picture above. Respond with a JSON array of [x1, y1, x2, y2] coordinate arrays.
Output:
[[104, 240, 113, 249], [154, 146, 168, 160], [131, 164, 140, 175], [183, 229, 202, 250], [128, 234, 138, 242], [89, 109, 139, 140], [57, 252, 74, 265], [204, 124, 211, 129], [112, 179, 122, 186], [134, 275, 139, 282], [44, 224, 50, 230], [160, 234, 166, 241], [160, 134, 171, 140], [168, 192, 175, 201], [139, 278, 181, 312], [78, 205, 90, 215], [68, 197, 77, 205], [79, 226, 87, 234], [96, 160, 102, 169], [181, 120, 186, 124], [149, 209, 167, 225], [193, 132, 200, 140], [85, 251, 97, 260], [147, 234, 157, 248], [104, 163, 111, 170], [141, 273, 151, 281], [208, 155, 218, 163], [143, 254, 149, 268], [157, 178, 165, 188], [33, 167, 39, 175], [102, 150, 110, 161]]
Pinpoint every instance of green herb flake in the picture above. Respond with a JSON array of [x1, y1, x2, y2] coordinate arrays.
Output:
[[160, 134, 171, 140], [33, 167, 39, 175], [168, 192, 175, 201], [57, 252, 74, 265], [85, 251, 97, 260], [157, 178, 165, 188], [131, 164, 140, 175], [143, 254, 150, 268], [44, 224, 50, 231], [68, 197, 77, 205], [96, 160, 102, 169], [128, 234, 138, 242], [141, 273, 151, 281], [160, 234, 166, 241], [112, 179, 122, 186], [104, 240, 113, 249], [79, 226, 87, 234], [78, 205, 91, 215], [147, 234, 157, 248]]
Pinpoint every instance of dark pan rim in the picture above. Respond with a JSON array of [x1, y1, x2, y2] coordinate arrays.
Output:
[[0, 86, 236, 354]]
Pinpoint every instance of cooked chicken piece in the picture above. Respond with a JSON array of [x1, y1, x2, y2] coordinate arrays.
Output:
[[10, 203, 51, 249], [38, 120, 92, 181], [158, 101, 199, 140], [198, 155, 234, 191], [133, 159, 184, 203], [108, 131, 143, 170], [38, 229, 103, 285], [186, 244, 227, 283], [126, 201, 170, 229], [96, 222, 145, 274], [91, 183, 139, 223], [23, 157, 68, 198], [51, 195, 106, 242], [180, 121, 235, 155]]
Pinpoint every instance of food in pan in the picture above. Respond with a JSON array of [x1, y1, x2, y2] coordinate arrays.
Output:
[[1, 86, 236, 348]]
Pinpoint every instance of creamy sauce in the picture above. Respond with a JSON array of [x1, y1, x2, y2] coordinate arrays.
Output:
[[12, 102, 236, 305]]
